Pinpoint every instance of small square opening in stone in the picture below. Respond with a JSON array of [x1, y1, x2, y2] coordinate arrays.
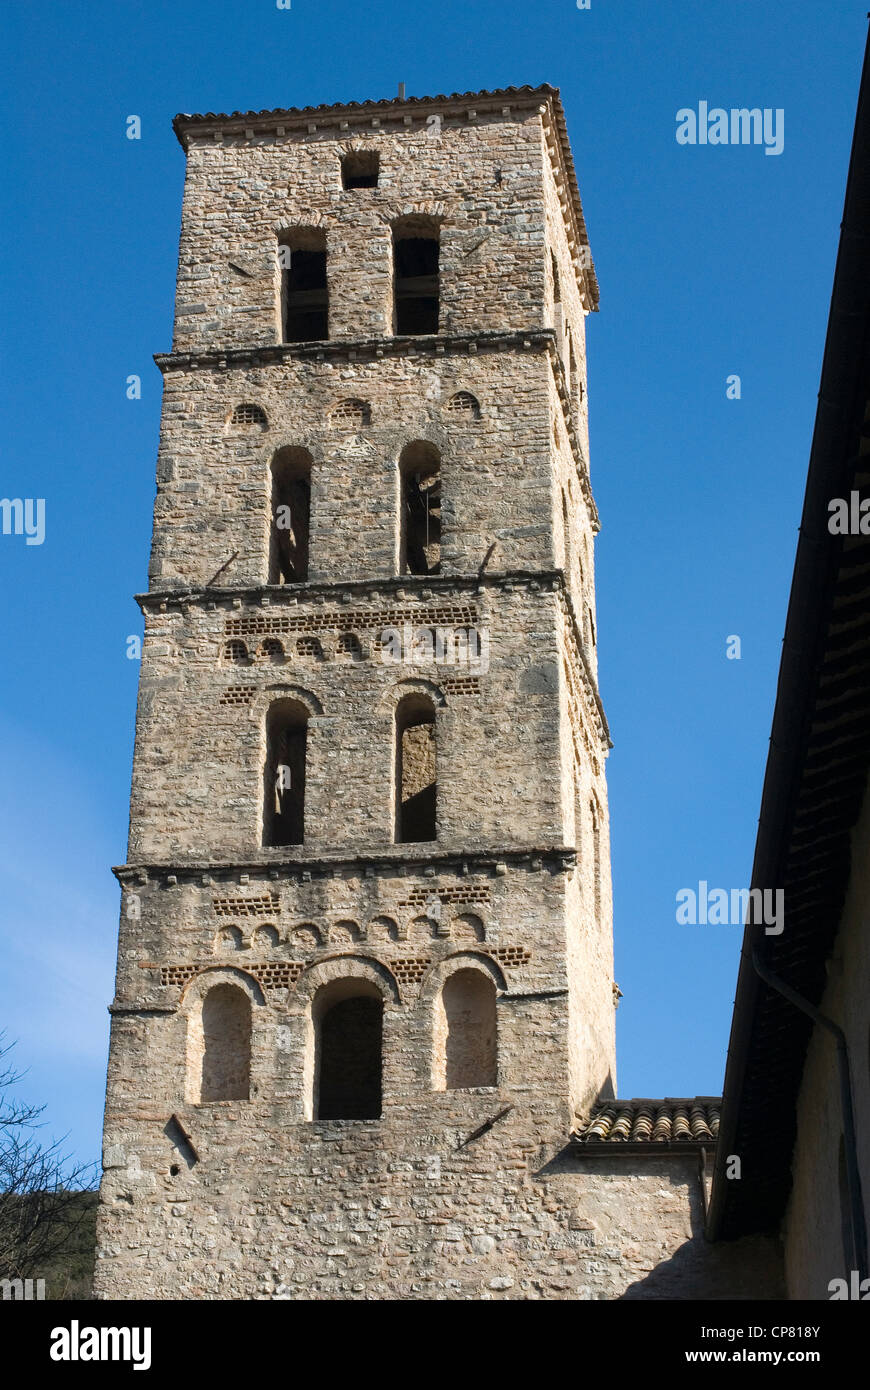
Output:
[[341, 151, 380, 189]]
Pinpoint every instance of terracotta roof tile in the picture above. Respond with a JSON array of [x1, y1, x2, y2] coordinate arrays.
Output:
[[572, 1097, 721, 1152]]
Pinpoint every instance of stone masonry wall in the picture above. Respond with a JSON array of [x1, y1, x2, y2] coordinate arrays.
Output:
[[96, 1107, 783, 1299], [128, 580, 603, 860], [172, 105, 561, 353]]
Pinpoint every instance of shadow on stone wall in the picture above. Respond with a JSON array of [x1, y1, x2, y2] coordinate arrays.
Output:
[[538, 1146, 785, 1300], [619, 1232, 786, 1300]]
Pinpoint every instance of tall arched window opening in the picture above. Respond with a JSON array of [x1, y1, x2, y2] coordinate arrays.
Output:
[[264, 699, 309, 847], [313, 981, 383, 1120], [278, 229, 328, 342], [192, 982, 252, 1103], [399, 441, 441, 575], [269, 446, 312, 584], [434, 969, 498, 1090], [393, 218, 440, 334], [395, 694, 437, 843]]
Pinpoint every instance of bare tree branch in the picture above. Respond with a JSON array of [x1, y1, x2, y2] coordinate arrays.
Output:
[[0, 1033, 98, 1280]]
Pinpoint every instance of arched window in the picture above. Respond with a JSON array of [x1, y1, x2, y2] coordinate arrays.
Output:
[[296, 636, 324, 660], [264, 699, 309, 847], [330, 398, 372, 428], [337, 632, 362, 660], [434, 968, 497, 1090], [278, 229, 328, 342], [269, 446, 312, 583], [260, 638, 285, 663], [193, 982, 251, 1103], [395, 694, 437, 843], [399, 441, 441, 575], [393, 217, 440, 335], [313, 981, 383, 1120]]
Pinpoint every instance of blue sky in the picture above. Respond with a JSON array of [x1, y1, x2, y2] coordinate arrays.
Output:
[[1, 0, 865, 1165]]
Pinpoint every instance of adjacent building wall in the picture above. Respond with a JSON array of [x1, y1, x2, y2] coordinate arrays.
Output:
[[783, 772, 870, 1298]]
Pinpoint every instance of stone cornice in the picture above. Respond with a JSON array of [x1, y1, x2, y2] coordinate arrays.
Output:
[[113, 846, 578, 886], [173, 84, 559, 149], [139, 567, 555, 612], [156, 327, 555, 373]]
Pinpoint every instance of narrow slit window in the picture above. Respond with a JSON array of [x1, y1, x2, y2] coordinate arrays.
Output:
[[551, 249, 565, 361], [591, 799, 602, 918]]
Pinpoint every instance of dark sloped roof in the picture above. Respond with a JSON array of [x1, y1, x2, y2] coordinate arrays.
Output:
[[708, 25, 870, 1241], [572, 1098, 720, 1153]]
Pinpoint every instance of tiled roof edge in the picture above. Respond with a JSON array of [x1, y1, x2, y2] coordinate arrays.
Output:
[[171, 84, 559, 138], [571, 1096, 722, 1148]]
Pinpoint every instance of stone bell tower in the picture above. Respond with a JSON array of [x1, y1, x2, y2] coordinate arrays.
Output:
[[95, 83, 615, 1299]]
